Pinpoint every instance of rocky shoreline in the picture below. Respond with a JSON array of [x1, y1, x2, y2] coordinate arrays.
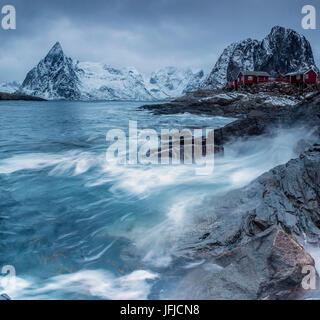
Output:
[[141, 88, 320, 150], [173, 144, 320, 300], [143, 89, 320, 299], [0, 92, 46, 101], [171, 145, 320, 300]]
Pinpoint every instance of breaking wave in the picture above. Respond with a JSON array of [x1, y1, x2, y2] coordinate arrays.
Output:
[[0, 100, 317, 299]]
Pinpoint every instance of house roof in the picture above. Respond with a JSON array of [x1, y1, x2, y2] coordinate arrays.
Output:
[[286, 71, 304, 76], [285, 68, 317, 76], [238, 71, 270, 77]]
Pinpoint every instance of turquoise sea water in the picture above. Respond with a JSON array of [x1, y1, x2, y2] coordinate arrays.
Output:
[[0, 100, 305, 299]]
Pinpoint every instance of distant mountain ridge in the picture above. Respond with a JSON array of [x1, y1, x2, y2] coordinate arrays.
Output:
[[14, 26, 319, 100], [18, 43, 205, 101], [201, 26, 319, 89], [0, 81, 21, 93]]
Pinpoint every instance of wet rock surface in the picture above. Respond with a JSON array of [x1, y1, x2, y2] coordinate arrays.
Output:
[[181, 147, 320, 254], [175, 227, 315, 300], [159, 91, 320, 299], [141, 90, 320, 150], [174, 147, 320, 299]]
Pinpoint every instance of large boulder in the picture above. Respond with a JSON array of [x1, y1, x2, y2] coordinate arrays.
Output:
[[175, 226, 315, 300], [180, 146, 320, 257], [173, 147, 320, 299]]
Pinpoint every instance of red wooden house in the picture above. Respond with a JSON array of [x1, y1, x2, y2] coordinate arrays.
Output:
[[286, 69, 317, 84], [286, 71, 304, 84], [275, 74, 290, 82], [303, 69, 317, 83], [237, 71, 270, 85]]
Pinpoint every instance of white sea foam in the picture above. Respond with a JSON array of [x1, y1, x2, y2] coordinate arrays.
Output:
[[95, 126, 317, 268], [2, 269, 158, 300], [1, 126, 316, 275]]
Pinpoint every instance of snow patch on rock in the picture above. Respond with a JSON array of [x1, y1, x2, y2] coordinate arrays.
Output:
[[18, 43, 205, 101]]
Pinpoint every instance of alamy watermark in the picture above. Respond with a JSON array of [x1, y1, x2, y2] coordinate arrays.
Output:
[[1, 4, 16, 30], [0, 265, 16, 292], [302, 265, 317, 290], [301, 5, 317, 29], [106, 121, 215, 175], [0, 4, 318, 31]]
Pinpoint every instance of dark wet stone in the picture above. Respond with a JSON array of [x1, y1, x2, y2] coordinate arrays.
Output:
[[175, 227, 315, 300]]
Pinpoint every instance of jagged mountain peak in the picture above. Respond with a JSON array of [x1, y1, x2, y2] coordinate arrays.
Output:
[[268, 25, 299, 37], [43, 41, 67, 66], [266, 25, 305, 41], [48, 41, 63, 55], [19, 43, 203, 100], [201, 26, 318, 89], [270, 25, 286, 33], [19, 41, 80, 100]]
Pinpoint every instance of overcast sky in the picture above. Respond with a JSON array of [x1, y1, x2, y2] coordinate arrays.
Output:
[[0, 0, 319, 81]]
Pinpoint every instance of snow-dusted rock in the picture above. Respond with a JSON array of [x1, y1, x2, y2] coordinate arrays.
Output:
[[201, 26, 318, 89], [75, 62, 154, 101], [147, 67, 204, 99], [0, 81, 21, 93], [18, 43, 204, 101], [19, 42, 81, 100]]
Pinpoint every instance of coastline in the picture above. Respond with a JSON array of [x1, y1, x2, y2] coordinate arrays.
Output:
[[141, 89, 320, 299], [0, 92, 46, 101]]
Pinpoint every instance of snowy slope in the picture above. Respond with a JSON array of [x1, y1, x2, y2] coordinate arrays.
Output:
[[18, 43, 204, 101], [201, 39, 258, 89], [75, 62, 154, 100], [201, 26, 319, 89], [0, 81, 21, 93], [147, 67, 204, 99], [19, 42, 81, 99]]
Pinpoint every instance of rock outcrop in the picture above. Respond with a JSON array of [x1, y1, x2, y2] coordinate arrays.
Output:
[[176, 227, 315, 300], [0, 92, 46, 101], [181, 147, 320, 254], [19, 42, 81, 100], [173, 146, 320, 299], [201, 26, 318, 90], [18, 43, 204, 101], [141, 90, 320, 151]]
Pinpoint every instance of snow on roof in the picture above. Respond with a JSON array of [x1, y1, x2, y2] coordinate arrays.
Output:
[[285, 68, 317, 76], [238, 71, 270, 77]]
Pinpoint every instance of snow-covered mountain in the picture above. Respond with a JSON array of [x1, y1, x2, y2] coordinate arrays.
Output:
[[201, 26, 319, 89], [16, 26, 318, 99], [147, 67, 204, 99], [18, 42, 204, 101], [75, 62, 154, 101], [20, 42, 81, 100], [0, 81, 21, 93]]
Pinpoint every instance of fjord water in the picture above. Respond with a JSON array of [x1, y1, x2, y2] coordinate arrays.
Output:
[[0, 100, 309, 299]]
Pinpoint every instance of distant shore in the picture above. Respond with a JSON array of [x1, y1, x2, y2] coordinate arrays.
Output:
[[0, 92, 46, 101]]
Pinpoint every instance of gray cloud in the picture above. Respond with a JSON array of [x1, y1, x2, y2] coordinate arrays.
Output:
[[0, 0, 319, 81]]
